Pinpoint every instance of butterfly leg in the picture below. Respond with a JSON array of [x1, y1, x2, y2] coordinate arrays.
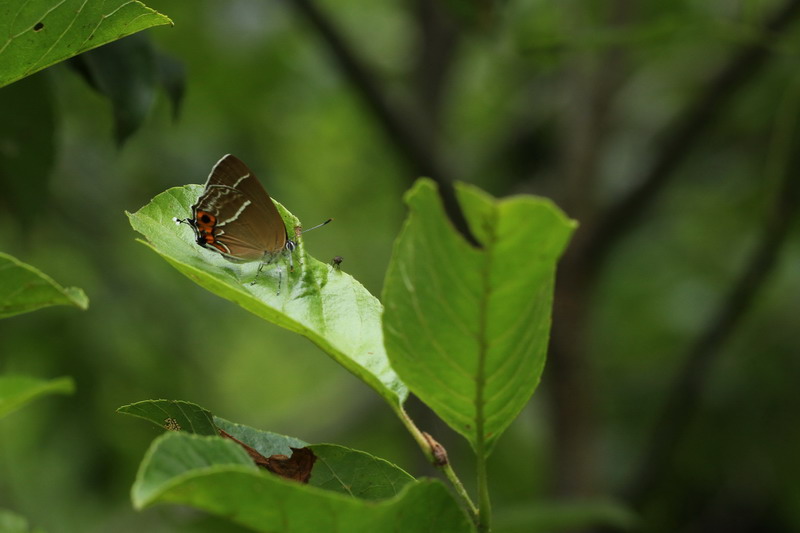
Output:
[[249, 260, 270, 286]]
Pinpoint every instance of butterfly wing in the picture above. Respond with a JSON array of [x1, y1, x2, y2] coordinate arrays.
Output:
[[192, 155, 288, 261]]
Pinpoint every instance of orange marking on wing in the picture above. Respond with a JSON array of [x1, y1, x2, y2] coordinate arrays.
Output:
[[195, 211, 217, 232]]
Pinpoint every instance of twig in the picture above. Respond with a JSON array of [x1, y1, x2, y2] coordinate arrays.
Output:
[[285, 0, 481, 247], [584, 0, 800, 276], [548, 0, 635, 497], [411, 0, 460, 126], [622, 122, 800, 512]]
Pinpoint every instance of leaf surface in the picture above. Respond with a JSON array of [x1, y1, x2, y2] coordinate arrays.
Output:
[[121, 403, 416, 502], [309, 443, 415, 500], [117, 399, 218, 435], [133, 432, 473, 533], [0, 0, 172, 87], [127, 185, 407, 407], [382, 179, 576, 454]]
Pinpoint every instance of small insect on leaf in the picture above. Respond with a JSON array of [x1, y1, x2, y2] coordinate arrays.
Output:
[[163, 417, 182, 431]]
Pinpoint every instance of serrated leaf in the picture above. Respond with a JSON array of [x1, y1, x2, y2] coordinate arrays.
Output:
[[117, 399, 218, 435], [133, 432, 473, 533], [382, 179, 576, 455], [0, 375, 74, 419], [0, 252, 88, 318], [127, 185, 407, 408], [214, 417, 308, 454], [309, 443, 415, 500], [0, 0, 173, 88]]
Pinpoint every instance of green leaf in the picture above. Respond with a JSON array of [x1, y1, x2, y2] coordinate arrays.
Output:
[[382, 179, 576, 455], [214, 417, 415, 500], [309, 443, 415, 500], [0, 252, 89, 318], [0, 0, 173, 88], [117, 399, 218, 435], [133, 432, 473, 533], [127, 185, 408, 408], [0, 375, 74, 419], [132, 432, 257, 507], [214, 417, 308, 454]]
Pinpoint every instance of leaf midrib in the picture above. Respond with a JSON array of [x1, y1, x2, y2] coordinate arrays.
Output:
[[474, 208, 498, 453]]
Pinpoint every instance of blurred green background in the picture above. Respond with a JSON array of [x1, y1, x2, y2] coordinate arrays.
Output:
[[1, 1, 799, 532]]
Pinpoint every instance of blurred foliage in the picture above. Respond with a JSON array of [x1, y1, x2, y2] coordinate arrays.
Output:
[[1, 0, 799, 532], [0, 253, 88, 318], [0, 375, 74, 418]]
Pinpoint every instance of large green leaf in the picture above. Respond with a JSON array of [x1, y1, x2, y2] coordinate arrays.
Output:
[[382, 179, 576, 455], [127, 185, 407, 407], [0, 0, 172, 88], [133, 432, 473, 533], [0, 252, 88, 318], [0, 375, 74, 419]]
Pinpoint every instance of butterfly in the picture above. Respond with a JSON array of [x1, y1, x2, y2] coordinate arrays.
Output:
[[174, 154, 329, 288]]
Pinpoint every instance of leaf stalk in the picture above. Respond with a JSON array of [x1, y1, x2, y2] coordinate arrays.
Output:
[[396, 406, 479, 523]]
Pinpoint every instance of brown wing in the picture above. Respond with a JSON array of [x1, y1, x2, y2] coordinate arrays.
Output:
[[193, 155, 287, 260]]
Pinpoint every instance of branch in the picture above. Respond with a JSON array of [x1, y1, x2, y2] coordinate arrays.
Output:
[[411, 0, 460, 126], [285, 0, 480, 247], [622, 132, 800, 512], [584, 0, 800, 275]]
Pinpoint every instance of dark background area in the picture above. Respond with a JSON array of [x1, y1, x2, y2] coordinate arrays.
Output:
[[1, 1, 799, 532]]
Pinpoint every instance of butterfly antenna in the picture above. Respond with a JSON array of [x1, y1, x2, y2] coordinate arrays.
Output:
[[301, 218, 333, 234]]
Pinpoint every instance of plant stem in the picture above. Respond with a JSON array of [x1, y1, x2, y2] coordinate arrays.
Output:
[[476, 451, 491, 532], [396, 406, 479, 522], [443, 462, 479, 520]]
